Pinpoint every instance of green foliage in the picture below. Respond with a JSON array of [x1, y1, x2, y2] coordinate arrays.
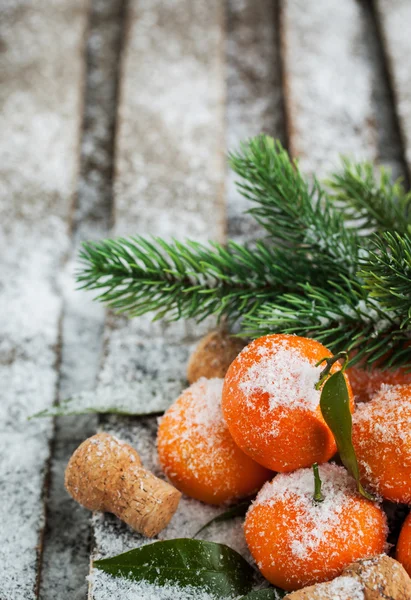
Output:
[[93, 539, 255, 598], [78, 237, 321, 324], [230, 137, 359, 277], [327, 159, 411, 235], [320, 366, 375, 500], [360, 232, 411, 328], [78, 135, 411, 371]]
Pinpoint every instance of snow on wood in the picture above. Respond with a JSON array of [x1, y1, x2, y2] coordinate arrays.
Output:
[[226, 0, 285, 242], [89, 0, 228, 597], [375, 0, 411, 179], [281, 0, 377, 175], [0, 1, 88, 598], [38, 1, 127, 597]]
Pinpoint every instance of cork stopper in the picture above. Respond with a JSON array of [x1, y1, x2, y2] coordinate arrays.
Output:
[[65, 433, 181, 537], [187, 330, 246, 384], [285, 555, 411, 599]]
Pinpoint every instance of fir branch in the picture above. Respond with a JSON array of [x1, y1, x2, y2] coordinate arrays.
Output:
[[77, 135, 411, 372], [241, 281, 410, 369], [78, 236, 316, 324], [229, 136, 359, 276], [360, 232, 411, 328], [327, 159, 411, 235]]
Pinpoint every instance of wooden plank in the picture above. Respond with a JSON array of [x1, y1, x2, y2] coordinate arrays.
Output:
[[281, 0, 377, 175], [375, 0, 411, 179], [226, 0, 285, 241], [38, 0, 126, 597], [0, 1, 88, 597], [88, 0, 227, 597]]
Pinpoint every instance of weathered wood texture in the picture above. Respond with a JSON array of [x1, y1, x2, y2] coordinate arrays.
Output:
[[38, 1, 125, 598], [281, 0, 377, 175], [375, 0, 411, 179], [89, 0, 227, 596], [0, 1, 88, 598], [226, 0, 285, 241]]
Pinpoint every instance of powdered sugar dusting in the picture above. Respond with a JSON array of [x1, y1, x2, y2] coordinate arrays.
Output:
[[238, 338, 323, 413]]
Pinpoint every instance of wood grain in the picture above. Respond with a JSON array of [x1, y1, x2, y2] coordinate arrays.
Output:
[[0, 0, 88, 597], [89, 0, 227, 597], [281, 0, 377, 175], [375, 0, 411, 179]]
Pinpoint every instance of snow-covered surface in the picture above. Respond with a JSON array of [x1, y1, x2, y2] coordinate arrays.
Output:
[[376, 0, 411, 176], [282, 0, 377, 175], [89, 0, 227, 597], [0, 1, 87, 598], [226, 0, 285, 242], [37, 0, 124, 596], [2, 0, 410, 598]]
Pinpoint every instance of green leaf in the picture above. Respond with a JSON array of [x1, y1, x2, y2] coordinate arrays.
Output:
[[29, 381, 183, 419], [193, 500, 251, 537], [320, 371, 375, 500], [93, 539, 255, 598], [240, 588, 286, 599]]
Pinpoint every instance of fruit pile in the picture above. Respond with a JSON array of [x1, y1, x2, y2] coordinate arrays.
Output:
[[157, 332, 411, 594]]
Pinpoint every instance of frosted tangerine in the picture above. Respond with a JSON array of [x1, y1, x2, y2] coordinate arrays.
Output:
[[244, 463, 387, 591], [353, 384, 411, 503], [157, 377, 271, 505], [397, 512, 411, 578], [222, 334, 354, 472]]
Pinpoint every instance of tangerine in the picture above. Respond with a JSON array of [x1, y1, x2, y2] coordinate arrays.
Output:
[[397, 512, 411, 578], [222, 334, 354, 472], [352, 384, 411, 503], [244, 463, 387, 591], [157, 377, 271, 505]]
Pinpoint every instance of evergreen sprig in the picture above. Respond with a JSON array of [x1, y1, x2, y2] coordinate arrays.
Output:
[[327, 159, 411, 236], [78, 237, 320, 323], [360, 232, 411, 328], [78, 135, 411, 370]]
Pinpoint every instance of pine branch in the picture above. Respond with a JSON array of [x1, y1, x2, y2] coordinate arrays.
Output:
[[229, 136, 359, 276], [327, 159, 411, 235], [360, 232, 411, 328], [241, 281, 410, 370], [77, 135, 411, 372], [78, 236, 317, 324]]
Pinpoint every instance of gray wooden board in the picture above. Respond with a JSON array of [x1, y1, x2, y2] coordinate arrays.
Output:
[[37, 0, 125, 597], [375, 0, 411, 179], [226, 0, 285, 242], [89, 0, 228, 597], [0, 0, 88, 598], [281, 0, 378, 175]]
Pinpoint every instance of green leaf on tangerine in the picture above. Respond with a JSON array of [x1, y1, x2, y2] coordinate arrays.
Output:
[[320, 370, 375, 500], [93, 538, 255, 598]]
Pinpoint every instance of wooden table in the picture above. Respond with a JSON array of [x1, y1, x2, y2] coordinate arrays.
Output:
[[1, 0, 410, 598]]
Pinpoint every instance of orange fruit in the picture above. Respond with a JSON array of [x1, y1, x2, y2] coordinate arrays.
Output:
[[397, 512, 411, 578], [157, 377, 271, 505], [352, 384, 411, 503], [222, 334, 354, 472], [244, 463, 387, 591], [347, 363, 411, 403]]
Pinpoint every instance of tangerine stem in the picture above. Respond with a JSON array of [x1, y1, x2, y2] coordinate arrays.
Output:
[[315, 352, 349, 390], [313, 463, 324, 503]]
